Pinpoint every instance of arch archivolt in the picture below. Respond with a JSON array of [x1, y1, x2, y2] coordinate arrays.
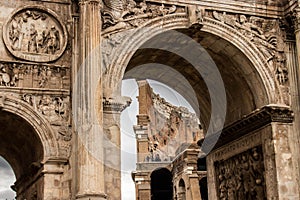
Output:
[[103, 10, 285, 105], [0, 93, 60, 161]]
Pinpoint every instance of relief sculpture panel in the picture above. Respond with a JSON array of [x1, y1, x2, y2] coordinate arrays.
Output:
[[214, 146, 266, 200], [3, 6, 68, 62], [0, 61, 70, 89]]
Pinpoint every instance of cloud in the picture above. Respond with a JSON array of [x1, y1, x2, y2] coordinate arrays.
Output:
[[0, 157, 16, 200], [0, 189, 15, 200], [0, 158, 11, 170]]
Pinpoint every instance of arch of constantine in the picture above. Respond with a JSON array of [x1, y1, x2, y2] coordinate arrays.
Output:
[[0, 0, 299, 199]]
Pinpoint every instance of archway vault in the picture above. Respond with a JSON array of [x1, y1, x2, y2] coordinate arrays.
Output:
[[0, 93, 60, 170], [104, 14, 283, 130]]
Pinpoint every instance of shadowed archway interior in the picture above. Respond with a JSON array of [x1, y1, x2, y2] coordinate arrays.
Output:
[[151, 168, 173, 200], [0, 110, 43, 183], [124, 28, 269, 132]]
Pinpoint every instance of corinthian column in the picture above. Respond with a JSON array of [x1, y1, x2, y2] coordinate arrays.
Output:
[[74, 0, 106, 199], [289, 6, 300, 196]]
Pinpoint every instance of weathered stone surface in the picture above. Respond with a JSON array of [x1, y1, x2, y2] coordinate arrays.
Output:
[[0, 0, 299, 200]]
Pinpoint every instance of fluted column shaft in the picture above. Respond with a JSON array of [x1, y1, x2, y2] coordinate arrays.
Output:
[[74, 0, 105, 199]]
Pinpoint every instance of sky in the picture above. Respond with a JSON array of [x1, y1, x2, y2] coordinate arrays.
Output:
[[120, 79, 195, 200], [0, 157, 15, 200], [0, 79, 194, 200]]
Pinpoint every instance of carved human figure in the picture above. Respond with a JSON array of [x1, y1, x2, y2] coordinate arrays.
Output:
[[39, 95, 61, 124], [0, 64, 10, 86], [226, 176, 236, 200], [218, 174, 227, 200], [237, 15, 265, 40], [39, 67, 48, 88], [241, 155, 254, 200], [275, 53, 288, 84], [250, 148, 263, 178], [46, 25, 60, 54], [10, 64, 19, 86], [253, 178, 265, 199], [10, 17, 24, 50], [28, 23, 38, 53], [196, 6, 205, 23]]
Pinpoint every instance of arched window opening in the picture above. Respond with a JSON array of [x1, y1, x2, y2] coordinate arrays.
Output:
[[197, 157, 207, 171], [178, 179, 186, 200], [199, 177, 208, 200], [151, 168, 173, 200]]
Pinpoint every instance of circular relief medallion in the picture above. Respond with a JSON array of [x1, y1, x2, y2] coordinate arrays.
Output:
[[3, 6, 68, 62]]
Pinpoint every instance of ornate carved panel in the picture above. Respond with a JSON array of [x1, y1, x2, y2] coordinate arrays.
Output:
[[3, 6, 68, 62], [21, 93, 71, 157], [0, 61, 70, 89], [206, 10, 288, 85], [102, 0, 186, 35], [214, 146, 266, 200]]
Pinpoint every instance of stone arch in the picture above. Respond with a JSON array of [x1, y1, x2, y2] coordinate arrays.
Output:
[[104, 14, 283, 130], [178, 179, 186, 200], [150, 167, 173, 200], [105, 15, 281, 106], [0, 94, 59, 161]]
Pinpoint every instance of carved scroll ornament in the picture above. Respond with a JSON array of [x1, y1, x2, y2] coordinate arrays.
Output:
[[3, 6, 68, 62]]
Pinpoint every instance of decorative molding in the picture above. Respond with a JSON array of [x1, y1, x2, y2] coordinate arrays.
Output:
[[3, 6, 68, 62], [205, 105, 293, 150], [0, 93, 6, 108], [101, 0, 186, 35], [0, 60, 70, 89], [103, 96, 132, 112]]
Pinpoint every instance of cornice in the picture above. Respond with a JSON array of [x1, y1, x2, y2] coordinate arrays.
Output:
[[147, 0, 289, 18], [103, 96, 132, 113], [203, 105, 293, 150]]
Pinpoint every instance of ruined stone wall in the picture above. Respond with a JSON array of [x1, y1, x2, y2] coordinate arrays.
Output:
[[136, 80, 203, 162]]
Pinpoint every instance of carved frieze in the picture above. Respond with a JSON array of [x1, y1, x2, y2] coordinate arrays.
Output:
[[215, 146, 266, 200], [102, 0, 185, 34], [103, 96, 132, 112], [0, 61, 70, 89], [209, 11, 288, 85], [206, 105, 293, 150], [22, 93, 71, 157], [3, 6, 68, 62], [22, 94, 70, 125]]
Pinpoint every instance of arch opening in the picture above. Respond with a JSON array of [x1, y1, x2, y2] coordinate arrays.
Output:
[[122, 28, 270, 131], [178, 179, 186, 200], [150, 168, 173, 200], [0, 110, 44, 196]]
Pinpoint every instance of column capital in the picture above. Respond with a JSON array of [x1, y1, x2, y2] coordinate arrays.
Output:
[[103, 96, 132, 113], [78, 0, 102, 8], [292, 7, 300, 33]]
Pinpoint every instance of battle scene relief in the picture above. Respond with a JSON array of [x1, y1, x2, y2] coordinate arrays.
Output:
[[215, 146, 266, 200]]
